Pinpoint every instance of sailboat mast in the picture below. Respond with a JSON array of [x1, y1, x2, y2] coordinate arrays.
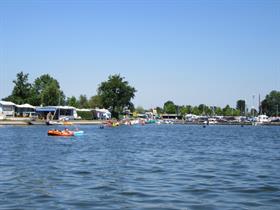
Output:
[[258, 94, 261, 115], [58, 94, 60, 120]]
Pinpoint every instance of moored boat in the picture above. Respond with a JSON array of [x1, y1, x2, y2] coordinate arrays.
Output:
[[46, 120, 63, 125]]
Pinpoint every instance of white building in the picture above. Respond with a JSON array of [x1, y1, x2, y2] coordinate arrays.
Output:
[[94, 108, 111, 119], [0, 101, 16, 119], [256, 115, 270, 123], [15, 104, 36, 117]]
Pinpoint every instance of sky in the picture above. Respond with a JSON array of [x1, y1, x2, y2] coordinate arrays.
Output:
[[0, 0, 279, 109]]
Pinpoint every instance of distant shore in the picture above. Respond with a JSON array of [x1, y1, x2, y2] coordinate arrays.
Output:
[[0, 119, 280, 126], [0, 120, 103, 126]]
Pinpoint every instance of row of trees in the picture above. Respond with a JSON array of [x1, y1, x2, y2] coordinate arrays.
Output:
[[4, 72, 65, 106], [261, 91, 280, 117], [3, 72, 280, 117], [3, 72, 136, 118], [162, 93, 279, 117], [153, 100, 245, 117], [65, 75, 136, 117], [135, 94, 279, 117]]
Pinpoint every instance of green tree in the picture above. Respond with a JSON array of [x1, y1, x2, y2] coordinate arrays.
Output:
[[163, 100, 176, 114], [3, 72, 32, 104], [233, 109, 241, 116], [31, 74, 64, 106], [198, 104, 209, 115], [205, 106, 212, 116], [66, 96, 79, 108], [236, 99, 246, 115], [41, 81, 61, 106], [88, 95, 103, 108], [179, 106, 188, 117], [127, 102, 135, 113], [78, 94, 89, 108], [261, 90, 280, 116], [192, 106, 200, 115], [214, 106, 223, 116], [156, 107, 163, 114], [223, 105, 233, 116], [135, 106, 145, 114], [97, 74, 136, 118], [185, 105, 192, 114], [250, 108, 258, 117]]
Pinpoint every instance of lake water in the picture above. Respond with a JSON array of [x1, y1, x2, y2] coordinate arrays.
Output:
[[0, 124, 279, 210]]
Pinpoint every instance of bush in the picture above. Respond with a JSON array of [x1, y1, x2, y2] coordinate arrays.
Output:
[[77, 111, 93, 120]]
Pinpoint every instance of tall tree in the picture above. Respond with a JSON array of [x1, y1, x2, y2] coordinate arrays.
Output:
[[88, 95, 103, 108], [135, 106, 145, 114], [163, 101, 176, 114], [192, 106, 200, 115], [185, 105, 192, 114], [31, 74, 64, 106], [155, 107, 163, 114], [214, 106, 223, 116], [236, 99, 246, 115], [261, 90, 280, 116], [41, 81, 61, 106], [97, 74, 136, 118], [223, 105, 233, 116], [3, 72, 32, 104], [66, 96, 79, 108], [198, 104, 208, 115], [179, 106, 188, 117], [78, 94, 89, 108]]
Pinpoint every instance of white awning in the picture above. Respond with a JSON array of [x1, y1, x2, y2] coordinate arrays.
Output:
[[0, 101, 16, 106], [94, 108, 111, 113], [16, 104, 35, 109], [76, 108, 92, 112], [56, 106, 76, 109]]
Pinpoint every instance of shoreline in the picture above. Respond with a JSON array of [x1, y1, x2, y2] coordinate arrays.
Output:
[[0, 120, 104, 126], [0, 120, 280, 126]]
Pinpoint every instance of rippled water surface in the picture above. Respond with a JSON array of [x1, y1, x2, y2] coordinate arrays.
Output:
[[0, 124, 280, 210]]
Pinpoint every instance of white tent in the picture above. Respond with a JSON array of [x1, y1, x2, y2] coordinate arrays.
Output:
[[0, 101, 16, 118], [16, 104, 35, 109], [0, 101, 16, 106]]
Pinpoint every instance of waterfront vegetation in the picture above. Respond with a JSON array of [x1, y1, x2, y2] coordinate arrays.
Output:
[[2, 72, 280, 118]]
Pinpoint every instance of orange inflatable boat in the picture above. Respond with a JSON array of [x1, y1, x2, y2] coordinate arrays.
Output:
[[47, 129, 74, 136]]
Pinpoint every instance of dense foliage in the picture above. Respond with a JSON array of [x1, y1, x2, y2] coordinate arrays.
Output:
[[161, 101, 242, 117], [4, 72, 65, 106], [97, 74, 136, 118], [261, 90, 280, 116], [76, 111, 93, 120], [3, 72, 279, 118], [236, 100, 246, 115], [3, 72, 32, 104], [163, 101, 177, 114], [31, 74, 65, 106]]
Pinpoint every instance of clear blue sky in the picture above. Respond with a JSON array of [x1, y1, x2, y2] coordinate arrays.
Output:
[[0, 0, 279, 109]]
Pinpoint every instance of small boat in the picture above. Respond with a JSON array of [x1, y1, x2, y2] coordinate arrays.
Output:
[[48, 129, 74, 136], [46, 120, 63, 125], [48, 129, 84, 136]]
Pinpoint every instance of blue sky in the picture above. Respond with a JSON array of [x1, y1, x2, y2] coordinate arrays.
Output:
[[0, 0, 279, 109]]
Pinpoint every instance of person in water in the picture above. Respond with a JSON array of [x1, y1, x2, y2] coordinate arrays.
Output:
[[63, 128, 70, 133]]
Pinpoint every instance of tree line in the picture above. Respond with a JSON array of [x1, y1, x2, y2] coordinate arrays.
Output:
[[3, 72, 136, 118], [136, 95, 279, 117], [150, 100, 246, 117], [3, 72, 280, 117]]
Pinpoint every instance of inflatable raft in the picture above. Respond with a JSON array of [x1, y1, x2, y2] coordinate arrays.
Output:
[[48, 130, 74, 136], [48, 129, 84, 136], [73, 130, 84, 136]]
